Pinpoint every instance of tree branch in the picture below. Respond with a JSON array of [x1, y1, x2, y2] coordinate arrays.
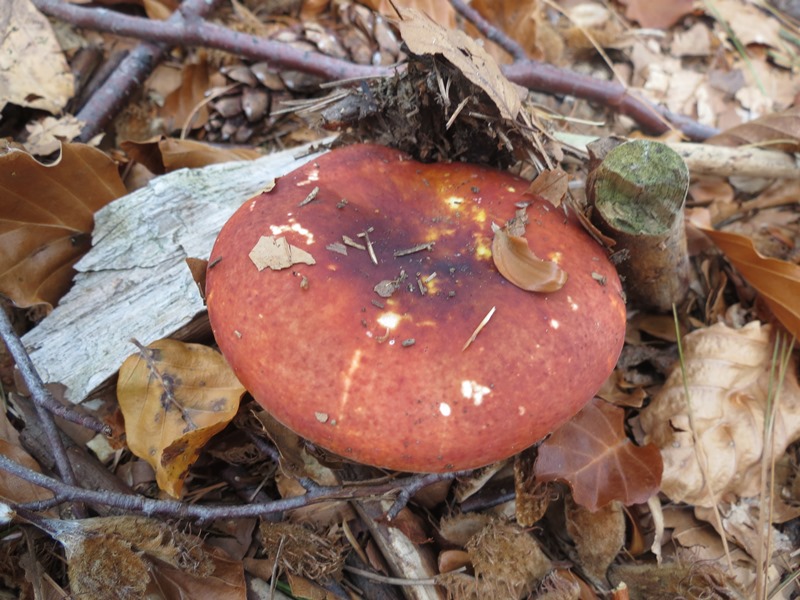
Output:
[[2, 453, 469, 521]]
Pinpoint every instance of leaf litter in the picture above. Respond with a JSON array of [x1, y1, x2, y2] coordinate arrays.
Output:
[[4, 0, 800, 597]]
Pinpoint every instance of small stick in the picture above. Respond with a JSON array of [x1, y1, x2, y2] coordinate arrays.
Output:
[[462, 306, 496, 351]]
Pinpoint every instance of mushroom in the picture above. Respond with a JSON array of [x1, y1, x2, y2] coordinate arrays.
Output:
[[206, 144, 626, 472]]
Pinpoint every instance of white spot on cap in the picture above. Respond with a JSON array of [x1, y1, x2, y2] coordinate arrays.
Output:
[[518, 406, 526, 416], [377, 312, 402, 330], [296, 169, 320, 185], [461, 380, 492, 406], [550, 319, 560, 330], [445, 195, 464, 208], [439, 402, 451, 417], [269, 219, 315, 244], [567, 295, 579, 311], [548, 251, 563, 263]]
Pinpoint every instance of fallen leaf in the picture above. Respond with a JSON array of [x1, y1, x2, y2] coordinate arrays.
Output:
[[701, 227, 800, 338], [535, 398, 663, 511], [41, 516, 246, 599], [24, 115, 85, 156], [396, 7, 521, 121], [706, 0, 783, 48], [491, 226, 567, 292], [249, 235, 316, 271], [0, 143, 126, 310], [117, 339, 245, 498], [707, 105, 800, 152], [0, 436, 53, 506], [159, 137, 261, 170], [618, 0, 694, 29], [527, 168, 569, 208], [639, 322, 800, 506], [160, 59, 214, 133], [0, 0, 74, 113]]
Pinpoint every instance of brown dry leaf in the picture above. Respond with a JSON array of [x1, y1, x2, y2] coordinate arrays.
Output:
[[396, 7, 521, 121], [43, 516, 245, 599], [24, 115, 84, 156], [701, 227, 800, 338], [0, 435, 54, 506], [364, 0, 456, 27], [0, 143, 126, 310], [707, 105, 800, 152], [469, 0, 556, 63], [708, 0, 783, 48], [640, 322, 800, 506], [142, 0, 177, 19], [527, 168, 569, 208], [160, 59, 214, 133], [0, 0, 74, 113], [159, 137, 261, 170], [491, 226, 567, 292], [122, 137, 261, 174], [117, 339, 245, 498], [618, 0, 694, 29], [535, 398, 663, 511], [249, 235, 316, 271]]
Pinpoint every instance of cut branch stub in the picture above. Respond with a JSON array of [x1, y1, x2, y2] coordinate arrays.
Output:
[[586, 139, 691, 311]]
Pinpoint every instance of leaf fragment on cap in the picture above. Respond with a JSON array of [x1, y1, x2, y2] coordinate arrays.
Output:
[[491, 226, 567, 292], [249, 235, 315, 271]]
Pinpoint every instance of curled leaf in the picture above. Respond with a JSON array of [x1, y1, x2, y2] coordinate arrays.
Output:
[[491, 226, 567, 292]]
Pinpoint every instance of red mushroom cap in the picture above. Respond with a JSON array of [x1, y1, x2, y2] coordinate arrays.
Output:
[[206, 144, 625, 472]]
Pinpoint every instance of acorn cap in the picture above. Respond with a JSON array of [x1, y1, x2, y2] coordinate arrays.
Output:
[[206, 144, 626, 472]]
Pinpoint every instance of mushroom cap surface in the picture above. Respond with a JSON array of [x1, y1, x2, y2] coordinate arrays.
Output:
[[206, 144, 626, 472]]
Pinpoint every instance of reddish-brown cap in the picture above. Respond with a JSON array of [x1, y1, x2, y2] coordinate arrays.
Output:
[[206, 144, 626, 472]]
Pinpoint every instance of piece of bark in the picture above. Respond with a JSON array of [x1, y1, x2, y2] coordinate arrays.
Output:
[[586, 139, 691, 312], [21, 141, 331, 405], [353, 499, 444, 600]]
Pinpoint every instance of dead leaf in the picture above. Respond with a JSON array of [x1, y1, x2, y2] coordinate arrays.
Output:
[[0, 143, 126, 310], [639, 321, 800, 506], [527, 168, 569, 208], [618, 0, 694, 29], [535, 398, 663, 511], [159, 137, 261, 170], [0, 0, 74, 113], [707, 0, 783, 48], [249, 235, 316, 271], [24, 115, 85, 156], [0, 436, 54, 506], [42, 516, 246, 599], [491, 226, 567, 292], [396, 7, 521, 121], [117, 339, 245, 498], [701, 227, 800, 338], [707, 105, 800, 152], [160, 59, 214, 133]]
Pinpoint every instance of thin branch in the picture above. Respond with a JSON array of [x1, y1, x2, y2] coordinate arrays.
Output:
[[449, 0, 528, 61], [0, 309, 109, 436], [3, 453, 469, 520], [75, 0, 221, 141]]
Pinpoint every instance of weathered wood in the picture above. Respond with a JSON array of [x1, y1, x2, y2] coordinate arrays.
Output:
[[22, 141, 330, 404]]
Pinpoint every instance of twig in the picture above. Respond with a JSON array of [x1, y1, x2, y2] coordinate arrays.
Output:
[[32, 0, 718, 141], [2, 453, 469, 520], [74, 0, 221, 141], [344, 565, 464, 586], [449, 0, 528, 61], [0, 309, 109, 436]]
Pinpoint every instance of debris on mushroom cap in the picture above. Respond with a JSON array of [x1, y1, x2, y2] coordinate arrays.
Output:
[[205, 144, 626, 473]]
